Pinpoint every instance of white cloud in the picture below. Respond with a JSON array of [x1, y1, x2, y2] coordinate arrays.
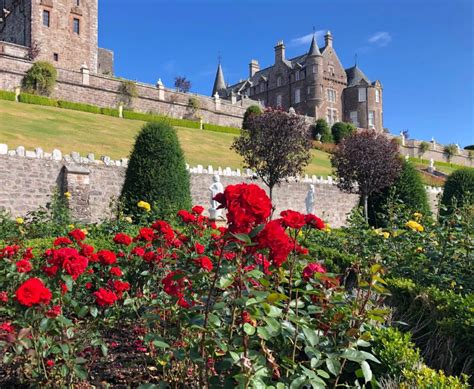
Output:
[[289, 30, 325, 47], [368, 32, 392, 47]]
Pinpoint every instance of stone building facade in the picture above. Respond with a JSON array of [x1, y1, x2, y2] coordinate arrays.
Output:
[[0, 0, 112, 74], [214, 32, 384, 132]]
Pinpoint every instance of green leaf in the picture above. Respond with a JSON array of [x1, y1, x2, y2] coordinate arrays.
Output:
[[90, 306, 98, 318], [341, 349, 365, 363], [302, 327, 319, 347], [325, 358, 340, 376], [73, 365, 88, 380], [290, 375, 307, 389], [257, 326, 271, 340], [60, 344, 69, 355], [62, 275, 73, 292], [361, 361, 372, 383], [153, 340, 170, 348], [39, 318, 52, 332], [243, 323, 256, 335], [77, 306, 89, 318], [262, 303, 282, 318], [219, 274, 234, 289], [231, 233, 251, 244]]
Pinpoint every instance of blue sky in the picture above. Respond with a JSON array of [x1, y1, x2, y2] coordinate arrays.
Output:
[[99, 0, 473, 146]]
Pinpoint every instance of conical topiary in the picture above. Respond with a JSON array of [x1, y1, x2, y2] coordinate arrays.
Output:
[[121, 121, 192, 219]]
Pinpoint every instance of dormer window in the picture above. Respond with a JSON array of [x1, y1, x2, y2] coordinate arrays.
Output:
[[295, 72, 300, 81]]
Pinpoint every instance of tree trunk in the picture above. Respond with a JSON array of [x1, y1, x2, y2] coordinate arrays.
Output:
[[363, 194, 369, 224]]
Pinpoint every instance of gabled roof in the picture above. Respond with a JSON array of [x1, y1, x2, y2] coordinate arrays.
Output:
[[345, 65, 371, 87], [211, 63, 226, 96]]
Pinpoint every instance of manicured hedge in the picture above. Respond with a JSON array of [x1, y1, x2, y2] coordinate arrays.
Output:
[[123, 110, 201, 129], [0, 90, 16, 101], [18, 93, 58, 107], [203, 123, 240, 134], [100, 107, 120, 117], [57, 100, 101, 114]]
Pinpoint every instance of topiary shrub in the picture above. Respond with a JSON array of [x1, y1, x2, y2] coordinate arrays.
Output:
[[331, 122, 355, 144], [368, 160, 429, 227], [121, 122, 191, 220], [311, 118, 333, 143], [242, 105, 262, 130], [118, 80, 138, 109], [22, 61, 57, 96], [440, 168, 474, 216]]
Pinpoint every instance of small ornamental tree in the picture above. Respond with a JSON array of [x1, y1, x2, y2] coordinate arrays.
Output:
[[232, 109, 312, 200], [242, 105, 262, 130], [118, 80, 138, 109], [22, 61, 57, 96], [121, 122, 191, 219], [331, 122, 356, 144], [418, 141, 430, 158], [311, 118, 333, 143], [174, 76, 191, 93], [443, 144, 457, 164], [368, 160, 430, 226], [331, 130, 402, 221], [440, 168, 474, 216]]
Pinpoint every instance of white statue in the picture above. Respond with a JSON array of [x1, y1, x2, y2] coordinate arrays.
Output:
[[209, 174, 224, 219], [428, 158, 435, 173], [305, 184, 316, 214]]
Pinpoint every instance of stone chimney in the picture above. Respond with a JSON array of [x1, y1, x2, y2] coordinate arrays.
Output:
[[249, 59, 260, 77], [324, 31, 333, 47], [274, 41, 285, 63]]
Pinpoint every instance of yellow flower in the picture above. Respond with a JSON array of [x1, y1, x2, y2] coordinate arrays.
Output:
[[64, 192, 72, 199], [382, 232, 390, 239], [125, 216, 133, 223], [406, 220, 424, 232], [137, 201, 151, 212], [324, 223, 331, 233], [16, 217, 24, 224], [298, 230, 304, 237], [81, 229, 88, 236], [68, 224, 75, 229], [374, 229, 390, 239], [413, 212, 423, 220], [415, 247, 424, 253]]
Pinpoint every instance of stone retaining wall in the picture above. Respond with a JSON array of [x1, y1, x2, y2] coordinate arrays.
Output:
[[0, 144, 443, 227]]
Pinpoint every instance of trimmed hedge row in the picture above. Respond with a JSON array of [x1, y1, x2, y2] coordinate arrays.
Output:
[[0, 89, 242, 133], [0, 90, 16, 101]]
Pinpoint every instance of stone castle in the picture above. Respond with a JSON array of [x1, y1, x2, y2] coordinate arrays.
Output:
[[213, 32, 384, 131]]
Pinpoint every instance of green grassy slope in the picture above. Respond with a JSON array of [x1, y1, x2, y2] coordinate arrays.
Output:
[[0, 100, 332, 176]]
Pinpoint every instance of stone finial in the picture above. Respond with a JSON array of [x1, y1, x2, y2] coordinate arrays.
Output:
[[288, 107, 296, 115], [0, 143, 8, 155], [81, 63, 90, 86], [14, 86, 21, 102], [87, 153, 95, 162], [71, 151, 81, 163], [118, 102, 124, 118], [16, 146, 25, 157], [101, 156, 111, 165], [52, 149, 62, 161], [156, 78, 163, 87], [35, 147, 44, 158]]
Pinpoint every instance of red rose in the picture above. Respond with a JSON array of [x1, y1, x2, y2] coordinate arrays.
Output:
[[162, 271, 190, 297], [62, 255, 88, 280], [0, 245, 20, 258], [46, 305, 62, 318], [305, 214, 325, 230], [0, 292, 8, 303], [151, 221, 175, 242], [23, 248, 34, 260], [15, 278, 52, 307], [113, 233, 133, 246], [280, 210, 306, 229], [303, 263, 326, 280], [257, 220, 293, 267], [109, 267, 122, 277], [194, 242, 205, 254], [85, 282, 92, 289], [93, 288, 118, 307], [177, 210, 196, 224], [80, 244, 95, 257], [0, 322, 15, 333], [177, 297, 192, 309], [192, 205, 205, 215], [194, 256, 213, 272], [136, 228, 155, 242], [60, 282, 68, 295], [97, 250, 117, 266], [68, 229, 86, 242], [53, 237, 73, 247], [112, 280, 130, 294], [46, 360, 55, 368], [131, 247, 145, 257], [42, 265, 59, 277], [16, 259, 32, 273], [214, 184, 271, 233]]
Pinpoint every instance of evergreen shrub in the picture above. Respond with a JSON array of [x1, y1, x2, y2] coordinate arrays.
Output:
[[0, 90, 16, 101], [100, 107, 120, 117], [57, 100, 101, 114], [331, 122, 355, 144], [22, 61, 57, 96], [312, 118, 333, 143], [18, 93, 58, 107], [242, 105, 262, 130], [440, 168, 474, 216], [121, 122, 191, 219]]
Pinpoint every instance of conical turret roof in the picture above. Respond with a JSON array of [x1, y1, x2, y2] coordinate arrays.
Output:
[[308, 35, 321, 56], [212, 63, 226, 96]]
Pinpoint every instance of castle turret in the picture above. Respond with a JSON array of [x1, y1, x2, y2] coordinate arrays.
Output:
[[212, 61, 226, 97], [324, 30, 333, 48], [305, 34, 324, 112]]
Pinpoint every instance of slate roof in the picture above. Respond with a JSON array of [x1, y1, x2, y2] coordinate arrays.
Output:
[[211, 63, 226, 96], [345, 65, 371, 87]]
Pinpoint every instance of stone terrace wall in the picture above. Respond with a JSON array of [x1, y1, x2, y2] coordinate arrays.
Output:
[[0, 50, 256, 128], [0, 144, 443, 228]]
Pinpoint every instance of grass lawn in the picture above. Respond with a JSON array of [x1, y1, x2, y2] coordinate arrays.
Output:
[[0, 100, 332, 176]]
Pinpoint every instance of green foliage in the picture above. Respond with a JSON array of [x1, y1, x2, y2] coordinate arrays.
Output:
[[242, 105, 262, 130], [21, 61, 57, 96], [19, 92, 58, 107], [202, 123, 240, 134], [187, 96, 201, 119], [418, 141, 430, 156], [0, 90, 16, 101], [0, 210, 21, 241], [401, 366, 469, 389], [100, 107, 120, 117], [368, 160, 430, 227], [443, 143, 458, 163], [122, 110, 201, 129], [440, 168, 474, 216], [121, 122, 191, 219], [118, 80, 138, 108], [312, 118, 333, 143], [331, 122, 355, 144], [57, 100, 101, 114]]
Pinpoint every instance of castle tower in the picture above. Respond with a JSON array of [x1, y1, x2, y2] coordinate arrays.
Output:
[[305, 34, 324, 117], [0, 0, 99, 73], [211, 61, 226, 97]]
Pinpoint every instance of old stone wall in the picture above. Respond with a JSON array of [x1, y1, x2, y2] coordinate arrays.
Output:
[[0, 144, 443, 228], [0, 53, 255, 127]]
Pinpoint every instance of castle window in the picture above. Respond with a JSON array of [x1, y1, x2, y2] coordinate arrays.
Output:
[[295, 72, 300, 81], [312, 65, 318, 74], [294, 89, 301, 104], [375, 89, 380, 103], [328, 65, 335, 75], [73, 18, 80, 34], [327, 88, 336, 103], [358, 88, 366, 102], [43, 10, 50, 27], [327, 108, 338, 125], [260, 83, 265, 93], [76, 0, 80, 5], [368, 111, 375, 128], [277, 76, 282, 87], [307, 86, 311, 96], [350, 111, 359, 127], [276, 94, 282, 107], [53, 53, 59, 62]]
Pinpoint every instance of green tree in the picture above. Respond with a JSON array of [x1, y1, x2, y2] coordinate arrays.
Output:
[[121, 122, 191, 219], [331, 122, 355, 144], [418, 141, 430, 158], [22, 61, 57, 96], [311, 118, 333, 143], [440, 168, 474, 216], [368, 160, 430, 226], [242, 105, 262, 130], [443, 144, 457, 164]]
